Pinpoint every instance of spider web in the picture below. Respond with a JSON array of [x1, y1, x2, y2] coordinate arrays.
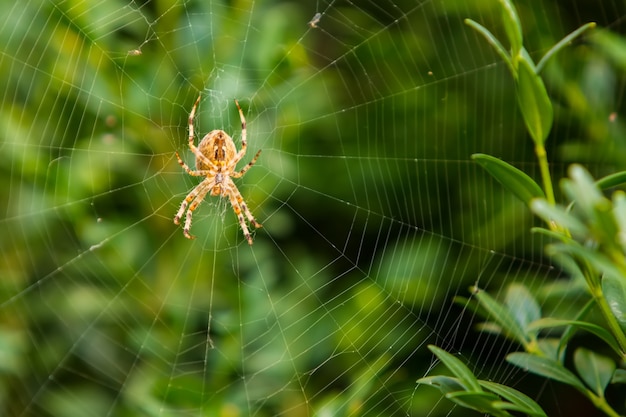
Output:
[[1, 0, 625, 416]]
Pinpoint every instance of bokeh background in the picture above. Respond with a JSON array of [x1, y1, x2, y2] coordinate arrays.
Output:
[[2, 0, 626, 416]]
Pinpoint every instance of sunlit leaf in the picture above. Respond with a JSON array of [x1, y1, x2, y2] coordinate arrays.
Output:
[[427, 345, 481, 392], [612, 191, 626, 253], [562, 165, 606, 217], [530, 199, 587, 238], [602, 274, 626, 333]]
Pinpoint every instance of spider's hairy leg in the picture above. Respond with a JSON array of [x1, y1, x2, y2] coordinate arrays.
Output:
[[234, 99, 246, 144], [186, 94, 213, 167], [238, 196, 262, 229], [226, 188, 255, 245], [174, 179, 212, 239], [175, 152, 209, 176], [232, 149, 262, 178], [188, 95, 202, 145]]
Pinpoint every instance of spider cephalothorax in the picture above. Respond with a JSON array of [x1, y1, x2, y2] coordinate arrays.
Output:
[[174, 95, 262, 244]]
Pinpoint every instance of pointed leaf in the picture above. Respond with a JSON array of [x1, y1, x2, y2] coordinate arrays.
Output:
[[596, 171, 626, 190], [472, 153, 545, 204], [573, 348, 616, 396], [479, 380, 547, 416], [427, 345, 481, 391], [465, 19, 515, 76], [515, 55, 553, 145], [536, 22, 596, 73], [507, 352, 587, 392], [446, 391, 510, 417], [498, 0, 523, 57]]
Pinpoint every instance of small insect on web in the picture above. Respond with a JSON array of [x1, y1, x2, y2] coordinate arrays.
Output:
[[174, 94, 262, 245], [308, 12, 322, 28]]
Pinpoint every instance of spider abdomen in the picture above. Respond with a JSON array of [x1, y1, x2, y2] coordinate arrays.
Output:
[[195, 130, 237, 171]]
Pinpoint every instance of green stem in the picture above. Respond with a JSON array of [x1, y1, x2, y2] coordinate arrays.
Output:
[[535, 143, 556, 203], [587, 388, 623, 417]]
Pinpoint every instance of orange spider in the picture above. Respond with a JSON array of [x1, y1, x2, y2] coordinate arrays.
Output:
[[174, 95, 262, 244]]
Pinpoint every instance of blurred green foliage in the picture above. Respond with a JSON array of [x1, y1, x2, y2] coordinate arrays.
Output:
[[2, 0, 626, 416]]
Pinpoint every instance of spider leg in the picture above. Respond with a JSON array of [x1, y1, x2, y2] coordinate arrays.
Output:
[[238, 195, 263, 229], [234, 99, 246, 149], [231, 149, 262, 178], [224, 183, 260, 245], [187, 94, 213, 167], [227, 99, 249, 167], [174, 178, 213, 239], [176, 151, 212, 176]]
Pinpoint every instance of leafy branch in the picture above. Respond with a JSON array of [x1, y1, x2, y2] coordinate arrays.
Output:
[[419, 1, 626, 416]]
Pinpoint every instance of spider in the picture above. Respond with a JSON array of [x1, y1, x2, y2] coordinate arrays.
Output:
[[174, 94, 262, 245]]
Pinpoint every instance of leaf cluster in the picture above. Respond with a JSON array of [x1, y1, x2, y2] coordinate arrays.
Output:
[[422, 1, 626, 416]]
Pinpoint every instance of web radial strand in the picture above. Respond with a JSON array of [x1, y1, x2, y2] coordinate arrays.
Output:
[[1, 0, 623, 416]]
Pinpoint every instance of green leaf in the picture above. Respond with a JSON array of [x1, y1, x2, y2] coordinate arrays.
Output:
[[562, 165, 606, 217], [479, 380, 547, 417], [507, 352, 588, 392], [555, 300, 596, 361], [530, 199, 588, 239], [417, 375, 466, 394], [530, 226, 571, 243], [446, 391, 511, 417], [515, 55, 553, 145], [472, 287, 529, 346], [602, 273, 626, 333], [505, 284, 541, 332], [596, 171, 626, 190], [464, 19, 515, 76], [497, 0, 523, 57], [612, 191, 626, 253], [527, 317, 622, 357], [427, 345, 482, 391], [547, 241, 621, 289], [536, 22, 596, 73], [573, 348, 616, 396], [472, 153, 545, 204], [612, 369, 626, 384]]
